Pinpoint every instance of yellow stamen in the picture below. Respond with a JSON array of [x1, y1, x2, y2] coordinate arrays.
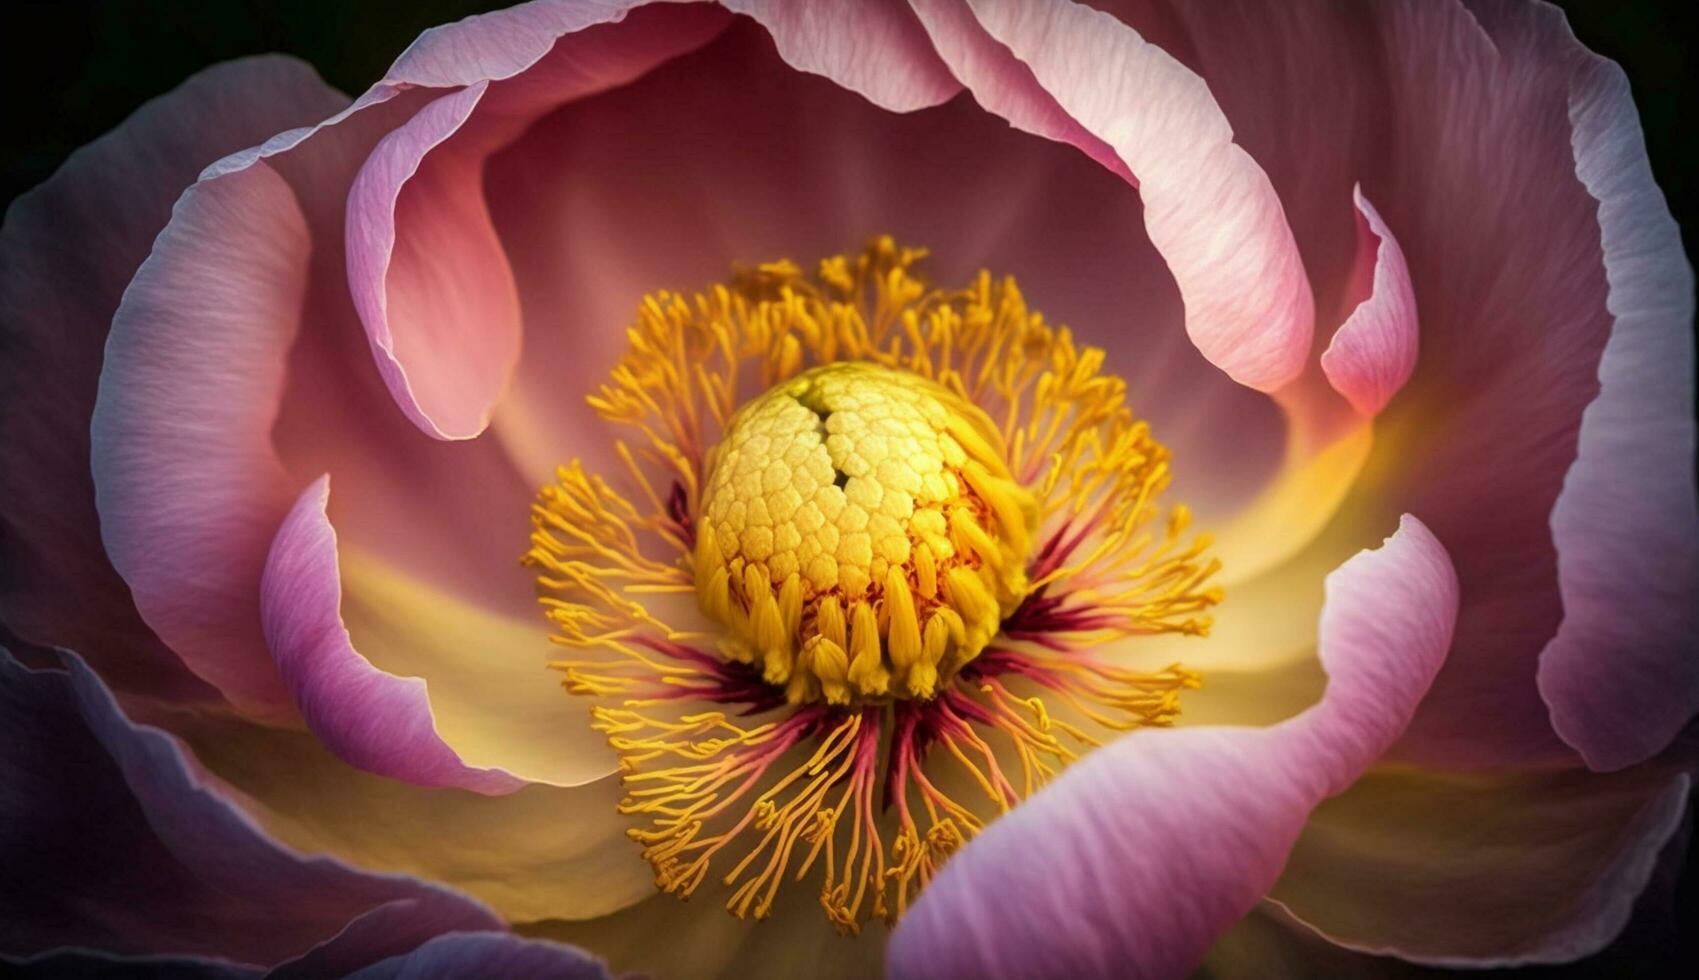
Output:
[[522, 238, 1221, 934]]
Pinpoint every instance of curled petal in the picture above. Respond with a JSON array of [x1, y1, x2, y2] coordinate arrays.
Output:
[[0, 56, 342, 702], [345, 82, 517, 442], [723, 0, 960, 111], [90, 161, 313, 723], [905, 0, 1127, 176], [203, 0, 704, 179], [1320, 186, 1419, 417], [888, 516, 1458, 979], [334, 547, 618, 788], [260, 477, 527, 794], [912, 0, 1315, 390], [384, 3, 653, 85], [344, 3, 732, 440]]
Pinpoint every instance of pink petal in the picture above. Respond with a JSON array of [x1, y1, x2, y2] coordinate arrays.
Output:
[[344, 4, 732, 440], [0, 57, 343, 703], [201, 2, 699, 180], [910, 0, 1315, 391], [1319, 187, 1419, 417], [722, 0, 960, 111], [376, 0, 959, 113], [887, 516, 1459, 979], [1086, 1, 1377, 322], [384, 0, 707, 88], [9, 915, 614, 979], [90, 161, 318, 723], [1196, 180, 1390, 588], [905, 0, 1127, 177], [0, 646, 519, 968], [1269, 767, 1690, 965], [345, 83, 517, 441], [260, 477, 526, 795], [1537, 39, 1699, 771]]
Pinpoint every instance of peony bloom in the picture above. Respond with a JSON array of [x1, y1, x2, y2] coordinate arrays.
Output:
[[3, 0, 1695, 977]]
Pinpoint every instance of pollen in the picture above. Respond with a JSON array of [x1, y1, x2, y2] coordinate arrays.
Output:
[[695, 362, 1035, 704], [523, 238, 1221, 933]]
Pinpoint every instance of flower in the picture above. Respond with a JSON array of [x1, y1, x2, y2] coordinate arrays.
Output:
[[1, 2, 1693, 979]]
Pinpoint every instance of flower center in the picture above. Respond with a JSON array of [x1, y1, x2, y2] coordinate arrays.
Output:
[[695, 362, 1036, 704], [523, 238, 1221, 932]]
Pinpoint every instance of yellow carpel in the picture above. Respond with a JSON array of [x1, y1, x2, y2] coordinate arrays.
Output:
[[694, 362, 1036, 702]]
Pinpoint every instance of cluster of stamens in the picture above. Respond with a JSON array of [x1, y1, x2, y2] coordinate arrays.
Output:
[[524, 238, 1221, 931]]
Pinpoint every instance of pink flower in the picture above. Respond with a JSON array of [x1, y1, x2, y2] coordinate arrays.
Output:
[[2, 2, 1693, 978]]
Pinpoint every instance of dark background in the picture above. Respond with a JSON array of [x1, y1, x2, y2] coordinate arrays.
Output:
[[1, 1, 1695, 977]]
